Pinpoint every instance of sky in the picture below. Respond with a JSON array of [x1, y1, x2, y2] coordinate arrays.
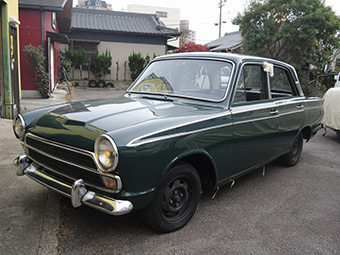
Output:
[[74, 0, 340, 44]]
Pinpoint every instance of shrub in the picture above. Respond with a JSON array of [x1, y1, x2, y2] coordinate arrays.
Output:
[[90, 48, 112, 80], [23, 44, 50, 98], [128, 52, 150, 80]]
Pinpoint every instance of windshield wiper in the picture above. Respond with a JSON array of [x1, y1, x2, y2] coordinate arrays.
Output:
[[142, 94, 173, 101]]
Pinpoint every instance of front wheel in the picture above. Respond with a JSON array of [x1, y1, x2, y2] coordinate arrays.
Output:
[[141, 163, 201, 233], [279, 133, 303, 167]]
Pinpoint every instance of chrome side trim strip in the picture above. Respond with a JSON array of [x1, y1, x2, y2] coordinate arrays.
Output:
[[127, 114, 233, 147]]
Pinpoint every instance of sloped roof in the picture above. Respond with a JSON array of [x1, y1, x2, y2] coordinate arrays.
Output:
[[207, 31, 242, 52], [71, 8, 181, 38], [19, 0, 68, 11]]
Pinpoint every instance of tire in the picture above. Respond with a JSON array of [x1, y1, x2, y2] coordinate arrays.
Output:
[[279, 133, 303, 167], [141, 162, 201, 233], [336, 130, 340, 141], [106, 82, 115, 88], [88, 79, 97, 88], [97, 80, 106, 88]]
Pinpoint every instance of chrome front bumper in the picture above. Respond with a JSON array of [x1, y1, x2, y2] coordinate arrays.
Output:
[[13, 155, 133, 216]]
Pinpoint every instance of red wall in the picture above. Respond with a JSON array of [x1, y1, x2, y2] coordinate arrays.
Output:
[[19, 9, 42, 91], [19, 9, 61, 91]]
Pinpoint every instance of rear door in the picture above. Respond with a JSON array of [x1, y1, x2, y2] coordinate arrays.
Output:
[[269, 65, 304, 152]]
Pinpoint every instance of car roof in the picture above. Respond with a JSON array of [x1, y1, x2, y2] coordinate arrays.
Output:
[[154, 52, 294, 69]]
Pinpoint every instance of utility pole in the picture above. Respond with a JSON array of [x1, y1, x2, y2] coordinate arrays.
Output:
[[218, 0, 227, 38]]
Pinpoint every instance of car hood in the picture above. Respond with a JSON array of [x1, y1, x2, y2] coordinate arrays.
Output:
[[27, 95, 225, 150]]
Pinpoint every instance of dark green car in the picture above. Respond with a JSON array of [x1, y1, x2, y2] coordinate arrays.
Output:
[[13, 53, 323, 232]]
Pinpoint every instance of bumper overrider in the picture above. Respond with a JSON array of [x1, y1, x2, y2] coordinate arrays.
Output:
[[13, 155, 133, 216]]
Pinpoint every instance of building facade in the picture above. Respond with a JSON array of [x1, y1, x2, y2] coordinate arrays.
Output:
[[1, 0, 21, 119], [64, 7, 180, 81], [19, 0, 71, 98]]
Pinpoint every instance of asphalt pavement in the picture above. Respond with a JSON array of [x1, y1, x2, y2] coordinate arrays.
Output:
[[0, 86, 126, 255], [1, 86, 340, 254]]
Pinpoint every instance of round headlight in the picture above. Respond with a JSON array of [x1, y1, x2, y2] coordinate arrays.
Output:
[[13, 115, 26, 139], [94, 135, 118, 172]]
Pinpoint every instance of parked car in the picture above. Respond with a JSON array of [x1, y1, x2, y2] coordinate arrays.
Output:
[[13, 52, 324, 232], [322, 87, 340, 140], [334, 72, 340, 87]]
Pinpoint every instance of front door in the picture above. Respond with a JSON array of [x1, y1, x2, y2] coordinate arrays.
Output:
[[10, 25, 20, 117], [230, 63, 279, 178]]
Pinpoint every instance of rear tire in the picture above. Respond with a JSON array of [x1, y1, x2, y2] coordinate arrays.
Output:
[[279, 133, 303, 166], [141, 162, 201, 233]]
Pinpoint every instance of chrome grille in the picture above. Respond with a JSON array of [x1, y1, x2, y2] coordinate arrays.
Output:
[[25, 134, 97, 170], [24, 133, 117, 193]]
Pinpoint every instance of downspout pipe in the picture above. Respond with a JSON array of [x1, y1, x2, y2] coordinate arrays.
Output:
[[41, 8, 44, 48]]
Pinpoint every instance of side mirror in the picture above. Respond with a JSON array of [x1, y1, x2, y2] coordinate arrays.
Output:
[[323, 62, 333, 74], [323, 62, 329, 74]]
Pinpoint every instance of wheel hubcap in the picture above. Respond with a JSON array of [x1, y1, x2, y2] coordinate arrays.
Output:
[[161, 178, 191, 218]]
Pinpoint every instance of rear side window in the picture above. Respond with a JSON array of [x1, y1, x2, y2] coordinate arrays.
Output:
[[269, 67, 297, 97]]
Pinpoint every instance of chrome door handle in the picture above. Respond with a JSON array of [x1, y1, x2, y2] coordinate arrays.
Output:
[[270, 109, 279, 115], [297, 104, 304, 109]]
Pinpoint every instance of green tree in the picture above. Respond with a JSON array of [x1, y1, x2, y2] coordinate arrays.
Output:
[[233, 0, 340, 95], [128, 52, 151, 80], [90, 48, 112, 80]]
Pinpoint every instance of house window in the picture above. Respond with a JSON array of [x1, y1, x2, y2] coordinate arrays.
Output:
[[156, 11, 168, 18]]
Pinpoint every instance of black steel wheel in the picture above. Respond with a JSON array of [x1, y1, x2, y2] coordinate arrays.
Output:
[[279, 133, 303, 166], [141, 162, 201, 233], [88, 79, 97, 88]]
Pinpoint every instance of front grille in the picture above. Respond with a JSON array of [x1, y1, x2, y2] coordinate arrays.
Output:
[[26, 135, 97, 170], [24, 133, 117, 193]]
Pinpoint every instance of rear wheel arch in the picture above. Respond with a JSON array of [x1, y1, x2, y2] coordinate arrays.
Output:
[[301, 126, 312, 141]]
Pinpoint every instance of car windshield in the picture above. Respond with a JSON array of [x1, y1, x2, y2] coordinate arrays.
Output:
[[128, 59, 233, 101]]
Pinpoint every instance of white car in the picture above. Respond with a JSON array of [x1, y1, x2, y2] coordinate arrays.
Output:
[[323, 87, 340, 140], [334, 72, 340, 87]]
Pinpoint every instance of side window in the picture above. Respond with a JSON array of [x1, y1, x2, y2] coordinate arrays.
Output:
[[270, 67, 296, 97], [232, 64, 267, 104]]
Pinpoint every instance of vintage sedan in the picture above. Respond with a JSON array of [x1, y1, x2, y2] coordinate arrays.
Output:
[[13, 53, 323, 232]]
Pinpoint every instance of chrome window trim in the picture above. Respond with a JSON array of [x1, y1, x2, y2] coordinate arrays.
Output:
[[127, 57, 236, 103], [231, 61, 270, 106]]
